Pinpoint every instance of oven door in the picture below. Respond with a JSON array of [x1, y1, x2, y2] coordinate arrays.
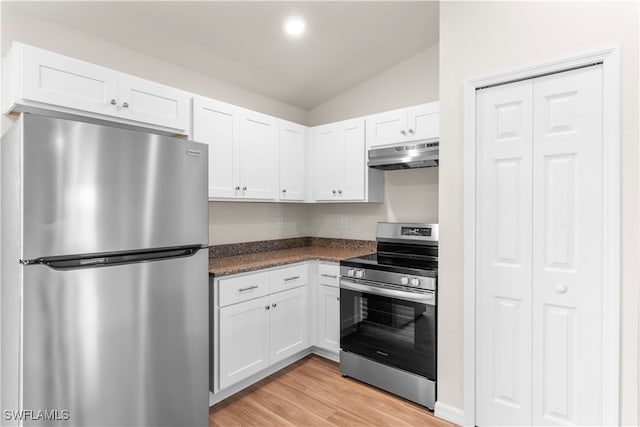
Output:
[[339, 278, 436, 380]]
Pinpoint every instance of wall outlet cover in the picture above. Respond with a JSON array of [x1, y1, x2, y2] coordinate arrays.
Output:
[[340, 216, 348, 229], [276, 216, 284, 229]]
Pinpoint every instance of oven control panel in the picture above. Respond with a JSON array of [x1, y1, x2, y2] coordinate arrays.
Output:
[[340, 266, 436, 291]]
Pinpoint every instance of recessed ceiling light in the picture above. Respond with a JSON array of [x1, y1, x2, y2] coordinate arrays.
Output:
[[284, 16, 306, 37]]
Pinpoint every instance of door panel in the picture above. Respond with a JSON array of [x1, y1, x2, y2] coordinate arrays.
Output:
[[22, 250, 208, 427], [239, 110, 278, 199], [192, 97, 239, 199], [219, 296, 270, 389], [476, 80, 533, 426], [317, 285, 339, 352], [339, 119, 365, 201], [22, 115, 208, 259], [531, 65, 603, 426], [269, 287, 308, 364], [279, 122, 306, 201], [365, 109, 406, 149], [407, 103, 439, 141], [312, 124, 340, 201]]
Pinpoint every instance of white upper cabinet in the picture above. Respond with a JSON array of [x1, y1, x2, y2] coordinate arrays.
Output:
[[278, 121, 307, 201], [3, 42, 190, 134], [365, 101, 439, 149], [311, 118, 383, 202], [238, 109, 278, 200], [192, 97, 278, 201], [192, 97, 239, 199]]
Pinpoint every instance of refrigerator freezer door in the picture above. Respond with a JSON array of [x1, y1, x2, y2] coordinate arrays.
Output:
[[21, 114, 208, 260], [21, 250, 208, 427]]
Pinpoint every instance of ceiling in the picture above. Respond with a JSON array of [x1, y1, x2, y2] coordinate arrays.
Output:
[[3, 1, 439, 110]]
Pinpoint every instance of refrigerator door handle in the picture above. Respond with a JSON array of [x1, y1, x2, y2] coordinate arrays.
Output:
[[21, 245, 204, 270]]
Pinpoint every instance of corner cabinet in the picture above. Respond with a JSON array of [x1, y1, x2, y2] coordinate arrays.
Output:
[[311, 118, 383, 202], [278, 121, 307, 201], [3, 42, 190, 134], [365, 101, 439, 149], [192, 97, 278, 200]]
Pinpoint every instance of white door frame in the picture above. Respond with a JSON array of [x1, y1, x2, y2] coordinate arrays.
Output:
[[463, 48, 620, 426]]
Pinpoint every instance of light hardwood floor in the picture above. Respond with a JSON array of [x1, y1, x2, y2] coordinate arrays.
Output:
[[210, 355, 455, 427]]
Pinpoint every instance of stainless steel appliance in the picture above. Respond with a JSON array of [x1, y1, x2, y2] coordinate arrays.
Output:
[[339, 222, 438, 410], [1, 114, 209, 426], [367, 139, 439, 170]]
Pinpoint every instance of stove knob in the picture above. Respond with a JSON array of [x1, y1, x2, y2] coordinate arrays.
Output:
[[411, 278, 421, 287], [400, 276, 409, 285], [347, 269, 355, 277], [355, 270, 364, 279]]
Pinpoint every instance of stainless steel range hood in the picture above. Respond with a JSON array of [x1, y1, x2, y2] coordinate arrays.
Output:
[[368, 138, 439, 170]]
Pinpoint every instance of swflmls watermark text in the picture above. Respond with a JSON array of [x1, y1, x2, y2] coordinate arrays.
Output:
[[3, 409, 70, 421]]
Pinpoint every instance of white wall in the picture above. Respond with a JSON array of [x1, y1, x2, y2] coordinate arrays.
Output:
[[0, 7, 308, 137], [307, 44, 439, 126], [439, 2, 639, 424]]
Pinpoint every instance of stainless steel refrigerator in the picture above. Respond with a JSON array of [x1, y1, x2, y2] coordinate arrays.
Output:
[[1, 114, 209, 426]]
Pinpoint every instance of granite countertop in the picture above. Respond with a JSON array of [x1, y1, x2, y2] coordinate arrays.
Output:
[[208, 238, 375, 277]]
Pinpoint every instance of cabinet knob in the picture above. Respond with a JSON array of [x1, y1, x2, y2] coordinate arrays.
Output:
[[265, 305, 270, 310], [408, 129, 414, 134], [332, 189, 337, 195], [242, 186, 247, 191], [122, 102, 129, 108], [400, 129, 407, 136], [337, 297, 340, 301], [282, 189, 287, 193], [272, 303, 277, 308], [555, 283, 568, 294], [338, 189, 342, 195], [235, 186, 240, 191], [110, 99, 117, 105]]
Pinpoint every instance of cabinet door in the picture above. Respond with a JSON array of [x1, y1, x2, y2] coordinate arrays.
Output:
[[118, 73, 190, 132], [269, 287, 309, 364], [407, 102, 439, 141], [338, 119, 365, 201], [317, 284, 340, 353], [279, 121, 307, 201], [21, 43, 119, 118], [311, 124, 340, 201], [219, 296, 270, 390], [239, 110, 278, 200], [365, 108, 407, 149], [192, 97, 240, 199], [476, 80, 533, 426]]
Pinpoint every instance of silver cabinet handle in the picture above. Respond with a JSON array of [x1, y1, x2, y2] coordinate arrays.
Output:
[[242, 186, 247, 191], [235, 186, 240, 191], [408, 129, 414, 134], [122, 102, 129, 108], [282, 189, 287, 193], [265, 305, 270, 310], [321, 274, 337, 279], [332, 189, 337, 195], [337, 297, 340, 301], [238, 285, 258, 292], [271, 303, 277, 308], [400, 129, 407, 136], [110, 99, 117, 105], [284, 276, 300, 282], [338, 189, 342, 195]]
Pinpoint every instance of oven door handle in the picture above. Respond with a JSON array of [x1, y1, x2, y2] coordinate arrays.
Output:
[[340, 278, 436, 306]]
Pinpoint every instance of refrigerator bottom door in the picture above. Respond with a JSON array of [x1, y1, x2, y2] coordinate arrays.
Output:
[[21, 250, 208, 427]]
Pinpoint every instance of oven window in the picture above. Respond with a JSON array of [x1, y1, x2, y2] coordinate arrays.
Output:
[[340, 288, 436, 380]]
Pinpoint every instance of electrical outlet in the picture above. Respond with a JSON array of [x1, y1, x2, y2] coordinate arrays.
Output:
[[340, 216, 348, 229], [276, 216, 284, 229]]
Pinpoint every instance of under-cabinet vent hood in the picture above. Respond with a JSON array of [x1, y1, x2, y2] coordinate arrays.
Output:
[[368, 139, 439, 170]]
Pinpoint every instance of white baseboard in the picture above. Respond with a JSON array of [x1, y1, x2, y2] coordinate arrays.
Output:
[[434, 401, 464, 426]]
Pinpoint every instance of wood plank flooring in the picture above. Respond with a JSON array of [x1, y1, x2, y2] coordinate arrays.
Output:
[[210, 355, 455, 427]]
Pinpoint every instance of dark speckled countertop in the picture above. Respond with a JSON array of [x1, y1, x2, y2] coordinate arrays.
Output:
[[208, 238, 375, 277]]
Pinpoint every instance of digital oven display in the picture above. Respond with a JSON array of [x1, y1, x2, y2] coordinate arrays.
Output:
[[401, 227, 431, 237]]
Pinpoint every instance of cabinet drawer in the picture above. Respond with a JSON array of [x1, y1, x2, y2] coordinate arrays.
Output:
[[219, 271, 269, 307], [318, 263, 339, 287], [270, 264, 308, 294]]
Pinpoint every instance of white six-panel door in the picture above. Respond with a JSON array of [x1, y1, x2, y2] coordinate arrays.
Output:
[[476, 65, 604, 426], [476, 79, 533, 426]]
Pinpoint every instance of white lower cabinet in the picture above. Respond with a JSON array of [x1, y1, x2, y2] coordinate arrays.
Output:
[[217, 266, 309, 390], [316, 284, 340, 353]]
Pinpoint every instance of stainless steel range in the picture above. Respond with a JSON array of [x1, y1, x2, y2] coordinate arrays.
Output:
[[339, 222, 438, 410]]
